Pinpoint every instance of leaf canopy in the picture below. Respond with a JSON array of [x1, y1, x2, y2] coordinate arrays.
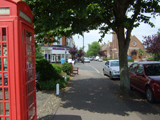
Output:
[[23, 0, 160, 42]]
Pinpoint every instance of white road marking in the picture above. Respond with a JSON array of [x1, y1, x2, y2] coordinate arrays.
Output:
[[85, 65, 100, 73]]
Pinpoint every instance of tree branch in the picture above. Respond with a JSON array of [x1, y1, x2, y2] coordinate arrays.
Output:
[[130, 0, 141, 28]]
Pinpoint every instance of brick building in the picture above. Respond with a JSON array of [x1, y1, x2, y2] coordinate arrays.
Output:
[[101, 33, 145, 59], [41, 36, 75, 62]]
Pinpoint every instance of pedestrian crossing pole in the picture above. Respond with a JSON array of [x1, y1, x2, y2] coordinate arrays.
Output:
[[83, 34, 84, 64]]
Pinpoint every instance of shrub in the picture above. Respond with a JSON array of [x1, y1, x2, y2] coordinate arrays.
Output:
[[35, 59, 71, 90], [148, 57, 154, 61], [36, 59, 63, 82], [103, 58, 119, 61], [103, 58, 108, 61], [52, 64, 62, 74], [38, 76, 70, 90], [127, 59, 134, 62], [39, 79, 56, 90], [67, 76, 70, 81], [35, 59, 64, 90], [61, 63, 72, 75]]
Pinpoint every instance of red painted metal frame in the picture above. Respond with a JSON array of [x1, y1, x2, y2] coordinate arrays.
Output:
[[0, 0, 37, 120]]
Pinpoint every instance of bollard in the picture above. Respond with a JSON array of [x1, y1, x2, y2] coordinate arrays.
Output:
[[64, 74, 67, 81], [56, 83, 59, 95]]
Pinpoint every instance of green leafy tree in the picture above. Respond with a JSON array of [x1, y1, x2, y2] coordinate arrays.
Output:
[[138, 49, 145, 59], [24, 0, 160, 94], [35, 44, 44, 59], [87, 41, 100, 56]]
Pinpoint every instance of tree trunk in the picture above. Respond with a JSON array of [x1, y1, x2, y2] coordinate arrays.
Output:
[[117, 28, 131, 95]]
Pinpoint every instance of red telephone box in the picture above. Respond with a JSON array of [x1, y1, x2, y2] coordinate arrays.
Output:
[[0, 0, 37, 120]]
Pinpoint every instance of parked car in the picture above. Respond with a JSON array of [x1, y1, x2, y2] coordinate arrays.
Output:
[[98, 58, 103, 62], [84, 57, 90, 63], [95, 56, 99, 61], [89, 57, 92, 61], [139, 59, 152, 62], [129, 61, 160, 103], [103, 60, 120, 80]]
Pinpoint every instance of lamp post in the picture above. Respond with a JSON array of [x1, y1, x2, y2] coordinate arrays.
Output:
[[83, 34, 84, 64], [65, 47, 67, 62]]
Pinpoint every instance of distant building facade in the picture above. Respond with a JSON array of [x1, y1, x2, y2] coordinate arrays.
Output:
[[101, 33, 145, 59], [41, 36, 75, 62]]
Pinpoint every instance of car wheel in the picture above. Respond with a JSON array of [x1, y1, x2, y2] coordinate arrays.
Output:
[[146, 86, 155, 103], [110, 72, 113, 80], [103, 69, 106, 76]]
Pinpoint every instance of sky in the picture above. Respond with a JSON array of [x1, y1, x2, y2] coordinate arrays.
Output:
[[73, 15, 160, 52]]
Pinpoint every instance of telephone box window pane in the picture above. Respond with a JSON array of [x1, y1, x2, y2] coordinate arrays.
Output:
[[0, 28, 2, 41], [26, 57, 33, 69], [26, 45, 32, 55], [5, 88, 8, 100], [3, 58, 7, 71], [26, 70, 33, 81], [28, 82, 33, 94], [6, 117, 9, 120], [28, 93, 34, 108], [4, 73, 8, 86], [5, 103, 9, 115], [0, 73, 2, 86], [2, 28, 6, 41], [0, 59, 1, 71], [28, 106, 35, 120], [0, 88, 3, 100], [0, 44, 1, 56], [0, 117, 4, 120], [26, 31, 32, 43], [0, 102, 3, 115], [3, 43, 7, 56]]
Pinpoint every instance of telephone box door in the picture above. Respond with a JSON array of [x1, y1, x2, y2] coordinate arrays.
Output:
[[0, 21, 14, 120], [21, 23, 36, 120]]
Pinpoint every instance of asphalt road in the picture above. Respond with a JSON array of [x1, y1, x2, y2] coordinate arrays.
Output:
[[74, 60, 160, 114]]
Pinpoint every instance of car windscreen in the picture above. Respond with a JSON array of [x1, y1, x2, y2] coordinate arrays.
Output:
[[110, 61, 119, 66], [144, 64, 160, 76]]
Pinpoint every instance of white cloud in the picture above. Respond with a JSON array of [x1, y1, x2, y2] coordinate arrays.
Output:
[[132, 15, 160, 41]]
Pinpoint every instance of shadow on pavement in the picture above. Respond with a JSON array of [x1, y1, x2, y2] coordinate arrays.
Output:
[[59, 77, 160, 117], [38, 115, 82, 120]]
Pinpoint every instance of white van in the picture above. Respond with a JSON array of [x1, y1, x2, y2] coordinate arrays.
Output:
[[95, 56, 99, 61]]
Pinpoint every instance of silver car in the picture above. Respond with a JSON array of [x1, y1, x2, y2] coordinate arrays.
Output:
[[84, 57, 90, 63], [98, 58, 103, 62], [103, 60, 120, 80]]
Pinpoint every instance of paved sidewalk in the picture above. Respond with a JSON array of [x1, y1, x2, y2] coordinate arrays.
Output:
[[53, 70, 160, 120], [36, 89, 65, 120], [37, 70, 160, 120]]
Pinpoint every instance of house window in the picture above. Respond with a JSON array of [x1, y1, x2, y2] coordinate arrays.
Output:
[[132, 41, 137, 46]]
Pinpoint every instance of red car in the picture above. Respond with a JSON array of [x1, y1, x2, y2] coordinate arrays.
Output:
[[129, 61, 160, 103], [139, 59, 152, 62]]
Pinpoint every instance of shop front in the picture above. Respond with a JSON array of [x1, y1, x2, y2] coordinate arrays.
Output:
[[41, 46, 71, 63]]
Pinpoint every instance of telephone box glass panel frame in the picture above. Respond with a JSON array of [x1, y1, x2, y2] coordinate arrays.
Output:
[[0, 27, 10, 120]]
